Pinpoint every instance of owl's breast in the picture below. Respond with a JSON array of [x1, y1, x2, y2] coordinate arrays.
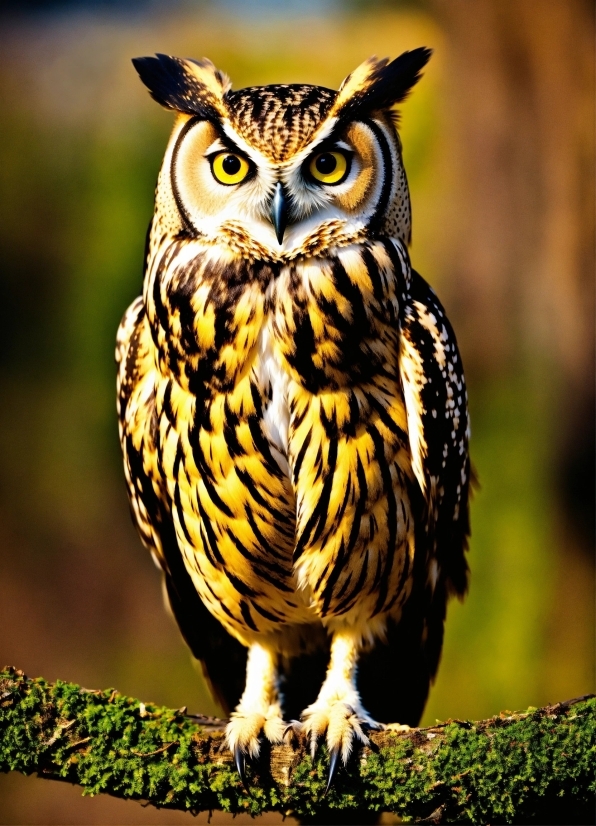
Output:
[[272, 241, 405, 395], [145, 238, 416, 634], [265, 240, 416, 626], [146, 241, 278, 395]]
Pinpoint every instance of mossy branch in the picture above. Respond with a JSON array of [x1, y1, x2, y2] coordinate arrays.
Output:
[[1, 667, 594, 824]]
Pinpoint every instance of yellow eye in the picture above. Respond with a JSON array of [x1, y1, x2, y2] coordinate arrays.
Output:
[[308, 151, 349, 185], [211, 152, 250, 185]]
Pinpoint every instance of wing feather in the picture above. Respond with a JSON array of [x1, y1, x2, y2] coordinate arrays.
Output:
[[399, 269, 471, 598]]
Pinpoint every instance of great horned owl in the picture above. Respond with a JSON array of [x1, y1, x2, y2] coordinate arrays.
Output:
[[116, 49, 471, 784]]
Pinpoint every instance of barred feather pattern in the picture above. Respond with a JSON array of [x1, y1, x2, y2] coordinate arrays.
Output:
[[117, 230, 468, 652]]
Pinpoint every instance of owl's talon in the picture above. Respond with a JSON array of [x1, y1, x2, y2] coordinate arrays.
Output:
[[302, 699, 373, 773], [326, 746, 341, 794], [283, 720, 302, 745], [233, 745, 249, 791], [363, 720, 385, 732]]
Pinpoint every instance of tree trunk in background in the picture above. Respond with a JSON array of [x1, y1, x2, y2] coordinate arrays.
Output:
[[433, 0, 595, 552]]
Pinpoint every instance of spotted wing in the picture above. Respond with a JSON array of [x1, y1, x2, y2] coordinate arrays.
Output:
[[389, 267, 471, 705], [399, 268, 471, 600], [358, 266, 471, 726], [116, 296, 246, 714]]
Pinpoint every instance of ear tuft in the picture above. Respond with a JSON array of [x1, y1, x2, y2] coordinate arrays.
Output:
[[332, 47, 432, 122], [132, 54, 231, 119]]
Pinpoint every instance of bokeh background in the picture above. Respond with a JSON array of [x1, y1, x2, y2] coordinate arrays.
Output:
[[0, 0, 593, 823]]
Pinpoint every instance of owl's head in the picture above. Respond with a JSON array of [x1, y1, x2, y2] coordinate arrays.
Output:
[[134, 49, 431, 261]]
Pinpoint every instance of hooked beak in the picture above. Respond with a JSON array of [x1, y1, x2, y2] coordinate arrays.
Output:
[[270, 182, 288, 245]]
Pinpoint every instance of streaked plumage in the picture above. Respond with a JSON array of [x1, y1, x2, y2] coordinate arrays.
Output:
[[116, 49, 471, 773]]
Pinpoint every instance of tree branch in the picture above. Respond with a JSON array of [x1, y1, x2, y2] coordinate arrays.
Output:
[[0, 667, 594, 824]]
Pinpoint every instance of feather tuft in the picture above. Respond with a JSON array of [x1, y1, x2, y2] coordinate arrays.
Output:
[[132, 53, 230, 119], [332, 47, 432, 123]]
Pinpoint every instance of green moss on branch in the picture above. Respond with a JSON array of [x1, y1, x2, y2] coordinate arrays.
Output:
[[0, 667, 594, 823]]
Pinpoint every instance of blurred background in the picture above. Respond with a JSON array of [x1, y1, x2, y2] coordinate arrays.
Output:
[[0, 0, 593, 822]]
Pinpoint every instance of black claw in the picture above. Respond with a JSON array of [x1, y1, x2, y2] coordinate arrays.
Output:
[[325, 747, 341, 794], [283, 720, 301, 746], [233, 746, 249, 792]]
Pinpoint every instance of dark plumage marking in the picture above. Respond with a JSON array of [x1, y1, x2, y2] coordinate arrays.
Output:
[[199, 522, 220, 570], [294, 438, 338, 560], [368, 425, 398, 617], [174, 481, 195, 548], [333, 472, 353, 533], [239, 600, 258, 632], [289, 396, 308, 431], [382, 238, 410, 300], [371, 548, 384, 591], [360, 247, 385, 304], [218, 598, 239, 623], [198, 464, 234, 518], [235, 467, 279, 517], [162, 379, 175, 426], [226, 84, 336, 162], [172, 444, 194, 544], [287, 297, 320, 393], [366, 391, 409, 441], [347, 454, 368, 552], [247, 412, 286, 481], [312, 443, 324, 483], [249, 380, 264, 418], [334, 550, 369, 615], [223, 405, 245, 459], [334, 570, 353, 602], [228, 532, 291, 591], [348, 390, 360, 432], [328, 256, 371, 373], [251, 601, 282, 623], [292, 427, 312, 485], [198, 502, 226, 567], [151, 242, 180, 340], [226, 569, 258, 599], [320, 538, 347, 615], [313, 563, 330, 596], [190, 420, 216, 483], [364, 119, 394, 235], [245, 506, 290, 570], [168, 269, 203, 359]]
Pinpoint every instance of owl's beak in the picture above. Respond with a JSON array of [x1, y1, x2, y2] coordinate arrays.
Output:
[[270, 182, 288, 245]]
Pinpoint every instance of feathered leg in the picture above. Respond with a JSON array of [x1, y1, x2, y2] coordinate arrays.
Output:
[[225, 642, 285, 780], [301, 631, 382, 786]]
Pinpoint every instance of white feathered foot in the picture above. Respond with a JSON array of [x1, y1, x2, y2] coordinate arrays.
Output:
[[301, 632, 383, 790], [225, 643, 285, 786]]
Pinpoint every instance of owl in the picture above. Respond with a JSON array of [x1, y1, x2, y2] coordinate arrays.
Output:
[[116, 48, 471, 786]]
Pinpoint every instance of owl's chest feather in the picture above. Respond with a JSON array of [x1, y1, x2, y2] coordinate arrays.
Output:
[[147, 241, 415, 632], [148, 240, 404, 397]]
